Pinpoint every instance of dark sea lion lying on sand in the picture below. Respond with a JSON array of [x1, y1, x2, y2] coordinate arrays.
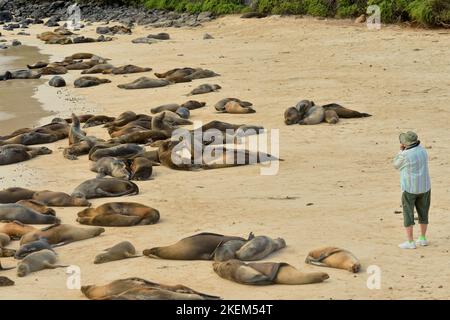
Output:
[[0, 145, 52, 165], [71, 178, 139, 200], [305, 247, 361, 273], [0, 204, 60, 224]]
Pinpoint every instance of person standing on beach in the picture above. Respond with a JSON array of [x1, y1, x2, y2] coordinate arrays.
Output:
[[393, 131, 431, 249]]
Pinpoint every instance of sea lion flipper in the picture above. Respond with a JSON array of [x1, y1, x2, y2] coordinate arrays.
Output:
[[44, 263, 68, 269]]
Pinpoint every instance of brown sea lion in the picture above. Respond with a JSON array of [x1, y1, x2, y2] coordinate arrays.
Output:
[[0, 204, 60, 224], [0, 233, 10, 247], [74, 76, 111, 88], [70, 53, 95, 60], [224, 101, 256, 114], [38, 65, 68, 75], [110, 130, 169, 145], [32, 191, 91, 207], [77, 202, 160, 227], [235, 236, 286, 261], [71, 178, 139, 200], [214, 239, 247, 262], [0, 221, 37, 240], [64, 114, 95, 124], [322, 103, 371, 118], [94, 241, 139, 264], [16, 200, 55, 216], [27, 61, 48, 69], [324, 109, 339, 124], [143, 232, 247, 260], [109, 125, 149, 138], [0, 145, 52, 165], [298, 105, 325, 125], [66, 61, 97, 70], [305, 247, 361, 273], [117, 77, 170, 90], [83, 115, 116, 128], [150, 103, 180, 114], [104, 111, 137, 128], [81, 64, 114, 74], [63, 139, 103, 160], [284, 100, 314, 125], [89, 144, 144, 161], [155, 68, 195, 83], [128, 157, 153, 181], [213, 260, 329, 285], [20, 224, 105, 246], [17, 249, 66, 277], [215, 98, 253, 112], [81, 277, 221, 300], [0, 131, 60, 146], [0, 187, 36, 204], [188, 84, 221, 96], [90, 157, 131, 179], [104, 65, 152, 75]]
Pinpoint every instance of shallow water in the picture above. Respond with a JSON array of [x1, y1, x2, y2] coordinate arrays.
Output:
[[0, 45, 52, 136]]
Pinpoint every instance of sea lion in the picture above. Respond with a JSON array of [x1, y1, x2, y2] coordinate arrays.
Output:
[[89, 144, 144, 161], [298, 105, 325, 125], [305, 247, 361, 273], [32, 191, 90, 207], [74, 76, 111, 88], [143, 232, 246, 260], [215, 98, 253, 112], [235, 236, 286, 261], [71, 178, 139, 200], [104, 65, 152, 75], [38, 65, 68, 75], [0, 131, 60, 146], [90, 157, 131, 179], [224, 101, 256, 114], [20, 224, 105, 246], [81, 64, 114, 74], [117, 77, 170, 90], [128, 157, 153, 181], [17, 249, 66, 277], [185, 68, 220, 81], [284, 107, 300, 125], [150, 104, 180, 114], [81, 277, 220, 300], [213, 260, 329, 285], [0, 204, 60, 224], [70, 53, 95, 60], [66, 61, 97, 70], [109, 124, 151, 138], [110, 130, 169, 145], [63, 139, 103, 160], [0, 276, 14, 286], [147, 33, 170, 40], [94, 241, 139, 264], [154, 111, 192, 126], [15, 237, 54, 259], [0, 187, 36, 204], [155, 68, 195, 83], [16, 200, 55, 216], [27, 61, 48, 69], [0, 221, 37, 240], [188, 84, 221, 95], [83, 115, 116, 128], [181, 100, 206, 110], [324, 109, 339, 124], [0, 145, 52, 165], [214, 239, 247, 262], [77, 202, 160, 227], [0, 233, 10, 247], [322, 103, 371, 118], [176, 107, 190, 119], [10, 70, 41, 79]]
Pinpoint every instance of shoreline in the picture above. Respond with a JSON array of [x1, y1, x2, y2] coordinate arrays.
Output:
[[0, 16, 449, 299]]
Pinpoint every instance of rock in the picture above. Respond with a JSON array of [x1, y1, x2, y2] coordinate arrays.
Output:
[[131, 37, 157, 44], [355, 14, 366, 24], [0, 44, 7, 49], [0, 276, 14, 287], [203, 33, 214, 40], [241, 12, 267, 19], [11, 39, 20, 46], [44, 16, 60, 27], [0, 10, 12, 22], [197, 11, 212, 21], [73, 36, 97, 44], [49, 76, 66, 87], [17, 31, 30, 36]]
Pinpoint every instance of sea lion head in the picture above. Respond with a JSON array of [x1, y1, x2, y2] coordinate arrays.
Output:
[[295, 100, 314, 119], [284, 107, 300, 125], [17, 263, 30, 277], [92, 227, 106, 236], [212, 260, 239, 275], [111, 159, 131, 180], [142, 247, 161, 258], [94, 253, 109, 264], [275, 238, 287, 249], [37, 147, 53, 155]]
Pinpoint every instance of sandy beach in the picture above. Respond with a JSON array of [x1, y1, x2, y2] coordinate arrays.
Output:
[[0, 15, 449, 299]]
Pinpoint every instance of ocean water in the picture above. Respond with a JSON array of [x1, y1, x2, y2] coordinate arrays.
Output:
[[0, 45, 51, 135]]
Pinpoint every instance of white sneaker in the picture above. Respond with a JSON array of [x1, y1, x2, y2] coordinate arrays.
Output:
[[398, 241, 416, 249], [416, 238, 428, 246]]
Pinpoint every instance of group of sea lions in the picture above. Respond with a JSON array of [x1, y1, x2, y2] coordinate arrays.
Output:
[[37, 25, 114, 45]]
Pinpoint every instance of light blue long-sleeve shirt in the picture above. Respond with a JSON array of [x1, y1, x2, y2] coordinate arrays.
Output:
[[393, 144, 431, 194]]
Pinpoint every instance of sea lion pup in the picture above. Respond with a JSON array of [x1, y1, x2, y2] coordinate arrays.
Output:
[[215, 98, 253, 112], [0, 204, 60, 224], [71, 178, 139, 200], [110, 130, 169, 145], [81, 64, 114, 74], [103, 65, 152, 75], [89, 144, 144, 161], [27, 61, 48, 69], [94, 241, 139, 264], [20, 224, 105, 246], [38, 65, 68, 75], [0, 221, 37, 240], [82, 115, 116, 128], [235, 236, 286, 261], [16, 200, 55, 216], [32, 191, 90, 207], [188, 84, 221, 96], [154, 111, 192, 126], [0, 188, 36, 204], [213, 260, 329, 286], [322, 103, 372, 118], [224, 101, 256, 114], [298, 105, 325, 125], [90, 157, 131, 179], [77, 202, 160, 226], [284, 106, 301, 125], [15, 238, 54, 259], [9, 70, 41, 79], [305, 247, 361, 273], [74, 76, 111, 88], [0, 144, 52, 165], [17, 249, 67, 277], [0, 131, 60, 146], [324, 109, 339, 124], [214, 239, 247, 262], [143, 232, 247, 260], [117, 77, 170, 90], [64, 139, 105, 160], [128, 157, 153, 181], [81, 277, 221, 300]]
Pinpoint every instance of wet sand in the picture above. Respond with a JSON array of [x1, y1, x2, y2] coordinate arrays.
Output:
[[0, 45, 51, 136], [0, 16, 449, 300]]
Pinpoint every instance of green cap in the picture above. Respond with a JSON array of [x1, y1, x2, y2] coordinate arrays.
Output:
[[399, 131, 418, 146]]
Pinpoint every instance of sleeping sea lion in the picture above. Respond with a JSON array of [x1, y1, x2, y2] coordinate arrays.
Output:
[[32, 191, 91, 207], [90, 157, 131, 179], [20, 224, 105, 246], [324, 109, 339, 124], [235, 236, 286, 261], [0, 204, 60, 224], [89, 144, 144, 161], [83, 115, 116, 128], [128, 157, 153, 181], [224, 101, 256, 114], [143, 232, 247, 260], [117, 77, 170, 90], [188, 84, 221, 95], [94, 241, 139, 264], [104, 65, 152, 75], [305, 247, 361, 273], [15, 238, 54, 259], [0, 145, 52, 165], [215, 98, 253, 112], [0, 221, 37, 240], [16, 200, 55, 216], [71, 178, 139, 200], [74, 76, 111, 88], [27, 61, 48, 69], [81, 64, 114, 74], [213, 260, 329, 285], [0, 188, 36, 204], [17, 250, 66, 277]]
